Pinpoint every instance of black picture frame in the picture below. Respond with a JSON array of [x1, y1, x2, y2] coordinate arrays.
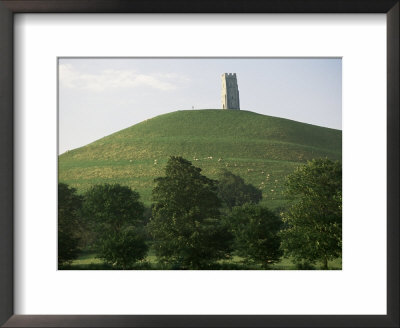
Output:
[[0, 1, 398, 327]]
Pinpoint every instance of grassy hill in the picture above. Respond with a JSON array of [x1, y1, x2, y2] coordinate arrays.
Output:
[[59, 110, 342, 209]]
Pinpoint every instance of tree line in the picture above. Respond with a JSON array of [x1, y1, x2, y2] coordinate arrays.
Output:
[[59, 156, 342, 270]]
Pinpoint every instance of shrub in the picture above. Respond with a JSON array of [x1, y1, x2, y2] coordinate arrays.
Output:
[[83, 184, 148, 269], [148, 156, 232, 269], [229, 204, 283, 268]]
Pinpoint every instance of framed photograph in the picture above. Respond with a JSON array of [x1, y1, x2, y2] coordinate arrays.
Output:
[[58, 57, 343, 272], [0, 1, 398, 327]]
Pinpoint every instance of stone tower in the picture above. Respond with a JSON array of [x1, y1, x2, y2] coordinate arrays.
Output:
[[221, 73, 240, 110]]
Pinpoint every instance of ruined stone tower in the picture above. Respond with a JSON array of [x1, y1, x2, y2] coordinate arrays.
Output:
[[221, 73, 240, 110]]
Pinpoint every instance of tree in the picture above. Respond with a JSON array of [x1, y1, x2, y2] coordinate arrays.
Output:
[[58, 183, 83, 266], [229, 204, 283, 268], [280, 158, 342, 269], [217, 169, 262, 210], [148, 156, 232, 269], [83, 184, 148, 269]]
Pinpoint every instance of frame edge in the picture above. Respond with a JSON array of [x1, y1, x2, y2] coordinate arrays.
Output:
[[387, 2, 400, 326], [0, 1, 14, 327], [1, 0, 399, 327]]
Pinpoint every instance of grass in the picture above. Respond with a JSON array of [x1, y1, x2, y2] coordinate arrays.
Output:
[[59, 110, 341, 209], [58, 110, 342, 271], [61, 250, 342, 271]]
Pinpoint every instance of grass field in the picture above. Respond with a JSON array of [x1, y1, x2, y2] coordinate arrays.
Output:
[[59, 110, 342, 210], [61, 250, 342, 271]]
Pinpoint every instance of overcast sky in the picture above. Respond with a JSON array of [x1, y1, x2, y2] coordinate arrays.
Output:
[[59, 58, 341, 154]]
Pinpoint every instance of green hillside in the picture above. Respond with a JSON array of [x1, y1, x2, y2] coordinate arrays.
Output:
[[59, 110, 342, 209]]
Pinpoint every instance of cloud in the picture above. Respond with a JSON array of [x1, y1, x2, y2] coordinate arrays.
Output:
[[59, 64, 189, 92]]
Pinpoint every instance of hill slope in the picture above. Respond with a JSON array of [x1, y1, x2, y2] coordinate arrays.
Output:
[[59, 110, 342, 208]]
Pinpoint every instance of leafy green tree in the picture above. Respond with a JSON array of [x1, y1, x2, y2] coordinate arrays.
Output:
[[280, 158, 342, 269], [229, 204, 283, 268], [58, 183, 83, 266], [83, 184, 148, 269], [148, 156, 232, 269], [217, 169, 262, 210]]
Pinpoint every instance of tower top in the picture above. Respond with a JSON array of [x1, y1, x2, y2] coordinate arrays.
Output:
[[222, 73, 237, 78]]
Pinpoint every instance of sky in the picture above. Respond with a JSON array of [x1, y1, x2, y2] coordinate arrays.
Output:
[[58, 58, 341, 154]]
